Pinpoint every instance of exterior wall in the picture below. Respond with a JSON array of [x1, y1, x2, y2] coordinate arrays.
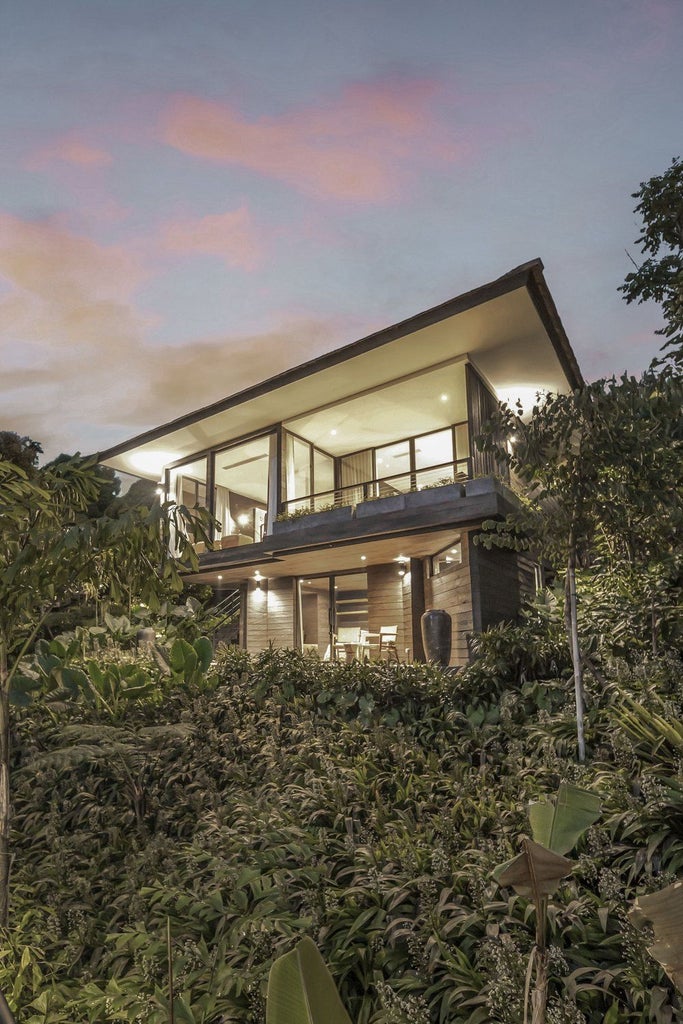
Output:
[[424, 537, 474, 667], [366, 564, 409, 658], [468, 536, 535, 632], [422, 533, 536, 666], [245, 577, 296, 655]]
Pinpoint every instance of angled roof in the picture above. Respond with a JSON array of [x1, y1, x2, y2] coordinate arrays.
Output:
[[100, 259, 582, 477]]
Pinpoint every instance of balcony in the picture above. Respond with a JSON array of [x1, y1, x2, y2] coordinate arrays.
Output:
[[279, 457, 473, 518]]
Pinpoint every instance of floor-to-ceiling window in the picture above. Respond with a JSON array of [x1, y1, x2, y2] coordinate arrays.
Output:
[[282, 431, 335, 513], [213, 433, 275, 545]]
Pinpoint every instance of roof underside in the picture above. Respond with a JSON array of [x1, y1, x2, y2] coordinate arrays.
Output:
[[101, 260, 581, 479]]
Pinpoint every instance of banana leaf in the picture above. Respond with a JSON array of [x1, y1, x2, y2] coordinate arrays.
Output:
[[266, 936, 353, 1024], [528, 783, 601, 855], [630, 880, 683, 994], [493, 838, 573, 898]]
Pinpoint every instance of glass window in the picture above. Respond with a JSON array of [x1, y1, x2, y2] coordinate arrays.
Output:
[[432, 539, 462, 574], [314, 449, 334, 494], [214, 436, 271, 544], [313, 449, 335, 508], [340, 450, 373, 504], [169, 458, 207, 509], [454, 423, 469, 465], [284, 434, 312, 503], [376, 440, 410, 493], [415, 429, 452, 470]]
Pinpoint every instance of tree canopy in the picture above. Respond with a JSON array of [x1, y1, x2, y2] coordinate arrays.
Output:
[[621, 156, 683, 366], [0, 431, 42, 474]]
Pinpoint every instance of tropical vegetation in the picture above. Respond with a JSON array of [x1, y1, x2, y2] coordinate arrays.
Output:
[[0, 161, 680, 1023]]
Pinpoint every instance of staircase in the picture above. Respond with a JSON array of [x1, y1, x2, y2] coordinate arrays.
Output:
[[211, 588, 242, 647]]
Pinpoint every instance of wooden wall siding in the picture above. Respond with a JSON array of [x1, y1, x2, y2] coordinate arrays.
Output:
[[468, 536, 531, 632], [466, 364, 502, 480], [317, 589, 330, 657], [400, 575, 413, 661], [425, 561, 474, 666], [245, 577, 295, 654], [367, 564, 406, 658]]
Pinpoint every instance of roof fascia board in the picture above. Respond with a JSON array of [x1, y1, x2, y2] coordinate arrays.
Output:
[[526, 264, 584, 389]]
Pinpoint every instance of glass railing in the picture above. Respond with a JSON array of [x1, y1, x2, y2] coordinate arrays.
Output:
[[280, 458, 471, 517]]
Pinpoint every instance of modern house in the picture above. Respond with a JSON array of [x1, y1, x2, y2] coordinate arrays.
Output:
[[100, 260, 582, 666]]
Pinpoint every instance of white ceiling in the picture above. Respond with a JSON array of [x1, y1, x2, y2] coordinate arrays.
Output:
[[105, 284, 574, 480]]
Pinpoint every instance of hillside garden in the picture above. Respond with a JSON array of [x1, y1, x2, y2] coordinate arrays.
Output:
[[0, 160, 681, 1023]]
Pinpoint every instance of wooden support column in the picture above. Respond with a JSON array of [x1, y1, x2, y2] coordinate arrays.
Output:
[[410, 557, 426, 661]]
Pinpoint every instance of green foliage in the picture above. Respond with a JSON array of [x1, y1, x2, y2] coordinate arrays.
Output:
[[267, 936, 353, 1024], [529, 783, 602, 857], [154, 636, 216, 688], [0, 431, 42, 474], [620, 156, 683, 366], [2, 641, 683, 1023]]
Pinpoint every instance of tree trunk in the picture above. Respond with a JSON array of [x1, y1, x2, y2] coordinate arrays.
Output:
[[0, 643, 11, 928], [565, 542, 586, 763], [530, 949, 548, 1024]]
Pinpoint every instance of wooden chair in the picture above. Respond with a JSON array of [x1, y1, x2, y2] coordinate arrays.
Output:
[[363, 625, 399, 662]]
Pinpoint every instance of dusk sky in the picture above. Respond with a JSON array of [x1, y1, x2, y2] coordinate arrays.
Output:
[[1, 0, 681, 460]]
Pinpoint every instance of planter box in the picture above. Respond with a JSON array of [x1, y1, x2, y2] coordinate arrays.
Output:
[[272, 504, 354, 534], [465, 476, 501, 498], [356, 493, 406, 518], [404, 482, 465, 510]]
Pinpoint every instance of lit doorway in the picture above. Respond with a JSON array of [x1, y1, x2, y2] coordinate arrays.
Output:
[[296, 572, 368, 658]]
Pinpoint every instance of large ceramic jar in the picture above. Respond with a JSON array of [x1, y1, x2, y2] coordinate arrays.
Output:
[[420, 608, 452, 667]]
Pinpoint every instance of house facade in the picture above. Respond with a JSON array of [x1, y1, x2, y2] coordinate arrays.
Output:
[[101, 260, 582, 666]]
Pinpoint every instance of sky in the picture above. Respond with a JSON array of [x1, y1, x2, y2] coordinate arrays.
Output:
[[1, 0, 681, 460]]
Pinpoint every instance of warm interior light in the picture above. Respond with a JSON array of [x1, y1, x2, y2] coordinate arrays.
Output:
[[129, 450, 180, 477], [237, 513, 250, 527], [330, 429, 337, 436], [217, 575, 223, 580], [360, 555, 367, 561], [440, 393, 448, 402], [397, 560, 407, 577]]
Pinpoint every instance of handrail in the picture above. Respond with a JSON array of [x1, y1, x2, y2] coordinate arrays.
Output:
[[281, 458, 471, 516], [211, 589, 241, 629]]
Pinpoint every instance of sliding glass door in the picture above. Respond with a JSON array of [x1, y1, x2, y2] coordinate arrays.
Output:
[[297, 572, 368, 658]]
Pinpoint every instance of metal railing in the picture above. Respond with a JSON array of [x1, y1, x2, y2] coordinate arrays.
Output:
[[281, 458, 471, 517], [210, 590, 242, 630]]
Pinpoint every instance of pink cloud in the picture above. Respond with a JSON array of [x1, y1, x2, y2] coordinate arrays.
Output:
[[0, 213, 145, 308], [26, 134, 112, 171], [162, 78, 462, 201], [160, 206, 263, 270]]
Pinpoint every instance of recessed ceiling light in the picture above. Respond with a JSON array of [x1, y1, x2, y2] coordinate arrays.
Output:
[[440, 393, 448, 402], [330, 429, 337, 436], [217, 575, 223, 580], [360, 555, 366, 561]]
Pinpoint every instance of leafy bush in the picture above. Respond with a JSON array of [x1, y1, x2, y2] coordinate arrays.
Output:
[[3, 641, 683, 1022]]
